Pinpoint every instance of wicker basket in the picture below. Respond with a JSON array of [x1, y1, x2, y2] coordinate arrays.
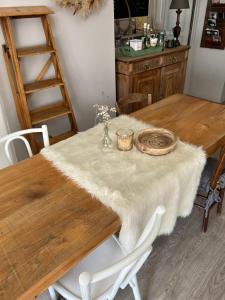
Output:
[[135, 128, 177, 156]]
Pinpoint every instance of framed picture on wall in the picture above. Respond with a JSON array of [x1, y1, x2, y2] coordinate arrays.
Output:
[[209, 11, 218, 19], [208, 18, 217, 27], [205, 28, 220, 36], [201, 0, 225, 49], [212, 29, 220, 35]]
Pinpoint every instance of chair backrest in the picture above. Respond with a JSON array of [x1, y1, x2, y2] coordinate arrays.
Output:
[[0, 125, 49, 164], [79, 206, 165, 300], [116, 93, 152, 115]]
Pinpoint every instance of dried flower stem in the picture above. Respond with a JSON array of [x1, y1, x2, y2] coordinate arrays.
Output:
[[94, 104, 116, 125], [55, 0, 104, 17]]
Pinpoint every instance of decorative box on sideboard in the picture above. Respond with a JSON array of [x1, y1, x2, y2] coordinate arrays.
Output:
[[116, 46, 190, 103]]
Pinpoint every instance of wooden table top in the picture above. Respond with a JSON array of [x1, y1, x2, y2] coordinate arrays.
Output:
[[132, 94, 225, 155], [1, 94, 225, 299]]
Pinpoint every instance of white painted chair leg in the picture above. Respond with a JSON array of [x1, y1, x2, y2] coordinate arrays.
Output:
[[130, 276, 141, 300], [48, 286, 58, 300]]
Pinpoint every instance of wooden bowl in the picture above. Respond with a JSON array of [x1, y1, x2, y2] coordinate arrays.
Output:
[[135, 128, 177, 156]]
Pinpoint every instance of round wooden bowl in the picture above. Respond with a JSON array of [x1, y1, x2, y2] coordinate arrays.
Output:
[[135, 128, 177, 156]]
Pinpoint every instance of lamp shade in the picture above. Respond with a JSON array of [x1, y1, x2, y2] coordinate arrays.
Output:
[[170, 0, 190, 9]]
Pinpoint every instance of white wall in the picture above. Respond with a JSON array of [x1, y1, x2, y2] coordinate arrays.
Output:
[[0, 0, 116, 161], [0, 97, 11, 168], [185, 0, 225, 103]]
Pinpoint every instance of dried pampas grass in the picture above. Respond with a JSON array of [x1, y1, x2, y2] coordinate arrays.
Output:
[[56, 0, 105, 17]]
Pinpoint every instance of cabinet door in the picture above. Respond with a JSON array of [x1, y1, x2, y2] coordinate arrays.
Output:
[[161, 61, 186, 99], [132, 69, 161, 103]]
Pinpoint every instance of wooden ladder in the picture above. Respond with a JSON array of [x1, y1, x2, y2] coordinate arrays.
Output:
[[0, 6, 78, 153]]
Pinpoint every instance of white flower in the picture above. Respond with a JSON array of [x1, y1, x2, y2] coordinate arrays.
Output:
[[94, 104, 116, 124]]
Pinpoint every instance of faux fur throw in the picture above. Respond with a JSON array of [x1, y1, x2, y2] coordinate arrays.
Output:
[[41, 115, 206, 251]]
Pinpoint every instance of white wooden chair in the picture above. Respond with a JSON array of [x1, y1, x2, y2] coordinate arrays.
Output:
[[48, 206, 165, 300], [0, 125, 49, 164]]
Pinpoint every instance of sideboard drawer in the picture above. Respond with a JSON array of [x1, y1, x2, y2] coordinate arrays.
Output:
[[133, 57, 163, 74], [163, 52, 185, 66]]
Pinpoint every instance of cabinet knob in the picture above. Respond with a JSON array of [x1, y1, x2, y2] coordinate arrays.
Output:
[[172, 56, 177, 63], [144, 64, 151, 71]]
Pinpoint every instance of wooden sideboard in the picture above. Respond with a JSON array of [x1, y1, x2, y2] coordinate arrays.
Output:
[[116, 46, 189, 103]]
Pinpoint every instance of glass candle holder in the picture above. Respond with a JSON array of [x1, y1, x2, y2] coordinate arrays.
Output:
[[116, 128, 134, 151]]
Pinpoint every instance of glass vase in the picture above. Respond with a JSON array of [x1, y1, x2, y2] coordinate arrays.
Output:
[[102, 122, 113, 150]]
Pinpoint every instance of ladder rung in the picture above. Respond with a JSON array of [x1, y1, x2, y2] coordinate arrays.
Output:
[[30, 102, 71, 125], [17, 45, 55, 57], [50, 131, 75, 145], [0, 6, 53, 17], [1, 6, 78, 154], [24, 79, 64, 94]]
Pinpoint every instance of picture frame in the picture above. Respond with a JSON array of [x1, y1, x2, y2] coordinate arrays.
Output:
[[205, 28, 220, 36], [208, 18, 217, 27], [201, 0, 225, 49], [209, 11, 218, 19], [206, 28, 213, 36], [212, 29, 220, 36]]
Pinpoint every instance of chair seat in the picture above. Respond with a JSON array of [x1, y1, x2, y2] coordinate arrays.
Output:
[[54, 237, 124, 299], [198, 158, 217, 197]]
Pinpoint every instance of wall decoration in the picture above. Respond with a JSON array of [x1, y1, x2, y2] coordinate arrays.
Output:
[[56, 0, 105, 17], [201, 0, 225, 49]]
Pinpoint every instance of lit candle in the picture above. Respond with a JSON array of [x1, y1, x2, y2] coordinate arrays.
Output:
[[116, 128, 134, 151]]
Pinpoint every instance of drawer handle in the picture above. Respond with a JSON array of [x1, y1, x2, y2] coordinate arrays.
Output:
[[172, 56, 177, 63], [144, 64, 151, 70]]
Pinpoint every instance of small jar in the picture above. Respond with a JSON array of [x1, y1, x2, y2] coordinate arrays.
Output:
[[150, 37, 158, 47], [116, 128, 134, 151]]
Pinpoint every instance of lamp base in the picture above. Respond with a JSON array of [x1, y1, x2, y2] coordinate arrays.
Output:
[[173, 9, 182, 47], [173, 25, 181, 47]]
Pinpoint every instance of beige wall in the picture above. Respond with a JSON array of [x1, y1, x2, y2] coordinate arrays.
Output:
[[0, 0, 116, 141]]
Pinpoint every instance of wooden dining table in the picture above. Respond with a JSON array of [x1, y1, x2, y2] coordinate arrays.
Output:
[[1, 94, 225, 300]]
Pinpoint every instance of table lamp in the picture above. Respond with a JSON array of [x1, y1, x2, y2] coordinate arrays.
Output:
[[170, 0, 190, 46]]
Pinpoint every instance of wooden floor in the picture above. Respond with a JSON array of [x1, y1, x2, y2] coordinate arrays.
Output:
[[118, 204, 225, 300], [38, 204, 225, 300]]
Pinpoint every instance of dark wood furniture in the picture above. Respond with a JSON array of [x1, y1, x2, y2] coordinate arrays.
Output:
[[201, 0, 225, 49], [116, 93, 151, 115], [1, 94, 225, 299], [116, 46, 189, 103]]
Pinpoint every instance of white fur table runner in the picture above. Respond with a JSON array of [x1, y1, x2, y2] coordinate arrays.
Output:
[[41, 115, 206, 251]]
